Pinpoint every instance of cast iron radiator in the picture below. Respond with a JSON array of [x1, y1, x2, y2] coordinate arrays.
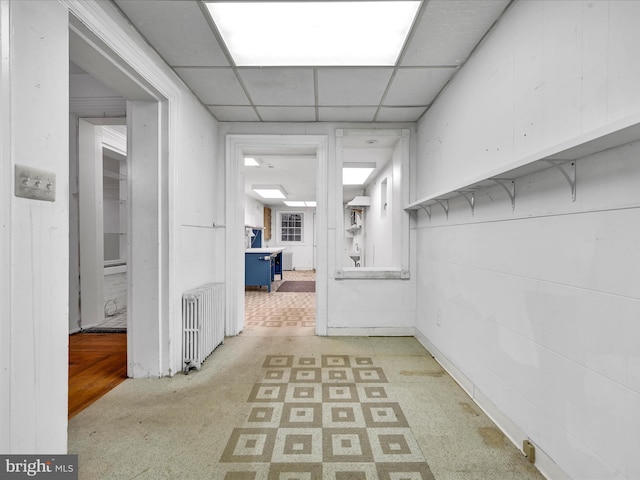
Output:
[[182, 283, 224, 374]]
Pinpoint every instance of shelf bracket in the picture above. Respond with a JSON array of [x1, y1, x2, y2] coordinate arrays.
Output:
[[545, 160, 576, 201], [489, 178, 516, 210], [456, 190, 475, 216], [434, 199, 449, 219], [419, 205, 432, 221]]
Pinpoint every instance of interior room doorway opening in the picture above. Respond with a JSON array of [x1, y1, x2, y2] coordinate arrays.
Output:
[[69, 11, 171, 387], [225, 135, 329, 338], [242, 148, 319, 336]]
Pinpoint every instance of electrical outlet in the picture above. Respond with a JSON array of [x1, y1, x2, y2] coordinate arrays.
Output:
[[15, 164, 56, 202], [523, 440, 535, 463]]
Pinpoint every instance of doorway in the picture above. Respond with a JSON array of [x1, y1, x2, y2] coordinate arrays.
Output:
[[225, 135, 329, 337], [242, 149, 318, 336], [69, 15, 171, 380]]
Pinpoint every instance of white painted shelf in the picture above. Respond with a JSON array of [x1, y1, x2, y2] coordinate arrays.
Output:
[[405, 117, 640, 217]]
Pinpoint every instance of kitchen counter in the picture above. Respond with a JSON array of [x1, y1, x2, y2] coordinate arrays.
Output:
[[245, 248, 285, 292], [245, 247, 285, 254]]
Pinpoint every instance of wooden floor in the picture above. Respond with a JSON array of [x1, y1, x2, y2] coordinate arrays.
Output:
[[68, 333, 127, 419]]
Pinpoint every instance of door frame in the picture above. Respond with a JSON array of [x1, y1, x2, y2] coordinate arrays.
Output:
[[225, 134, 329, 336], [69, 6, 174, 377]]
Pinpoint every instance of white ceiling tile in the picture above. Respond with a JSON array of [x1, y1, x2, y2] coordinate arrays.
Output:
[[208, 106, 260, 122], [114, 0, 229, 67], [174, 68, 249, 105], [318, 107, 377, 122], [376, 106, 428, 122], [238, 69, 315, 106], [317, 68, 394, 106], [257, 107, 316, 122], [401, 0, 510, 67], [385, 67, 457, 105]]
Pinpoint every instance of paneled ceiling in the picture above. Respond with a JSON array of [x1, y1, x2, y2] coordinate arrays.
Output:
[[114, 0, 511, 123]]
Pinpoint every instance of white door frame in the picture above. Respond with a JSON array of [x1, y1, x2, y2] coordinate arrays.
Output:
[[225, 135, 329, 336], [69, 8, 174, 377]]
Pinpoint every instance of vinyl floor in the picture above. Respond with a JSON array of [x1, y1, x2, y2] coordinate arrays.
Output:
[[68, 270, 544, 479]]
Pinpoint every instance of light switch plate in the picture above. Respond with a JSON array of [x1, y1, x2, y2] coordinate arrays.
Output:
[[15, 164, 56, 202]]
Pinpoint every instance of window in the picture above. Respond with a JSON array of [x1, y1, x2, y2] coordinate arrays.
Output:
[[280, 213, 303, 242]]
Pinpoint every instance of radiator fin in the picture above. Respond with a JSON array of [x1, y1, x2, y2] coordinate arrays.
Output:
[[182, 283, 224, 374]]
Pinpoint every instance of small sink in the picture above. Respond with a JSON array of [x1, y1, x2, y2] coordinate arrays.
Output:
[[349, 254, 360, 267]]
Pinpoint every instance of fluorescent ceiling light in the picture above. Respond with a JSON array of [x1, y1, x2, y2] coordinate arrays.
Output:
[[205, 1, 420, 66], [284, 201, 316, 207], [343, 162, 376, 185], [252, 185, 287, 199], [244, 157, 261, 167]]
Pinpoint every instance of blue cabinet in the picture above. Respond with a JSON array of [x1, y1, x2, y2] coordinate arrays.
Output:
[[245, 248, 283, 292]]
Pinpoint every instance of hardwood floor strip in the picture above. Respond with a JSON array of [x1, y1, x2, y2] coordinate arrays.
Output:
[[68, 333, 127, 419]]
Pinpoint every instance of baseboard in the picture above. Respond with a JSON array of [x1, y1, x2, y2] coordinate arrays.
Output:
[[327, 326, 414, 336], [414, 329, 571, 480]]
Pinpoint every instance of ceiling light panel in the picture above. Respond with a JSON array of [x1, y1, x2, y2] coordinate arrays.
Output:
[[252, 185, 287, 199], [205, 1, 420, 66], [284, 201, 317, 207], [244, 157, 261, 167], [343, 162, 376, 185]]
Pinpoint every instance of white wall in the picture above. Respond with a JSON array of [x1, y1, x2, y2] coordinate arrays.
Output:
[[364, 159, 393, 267], [244, 195, 265, 229], [0, 0, 69, 453], [270, 206, 315, 270], [1, 0, 224, 453], [220, 123, 417, 334], [414, 1, 640, 479]]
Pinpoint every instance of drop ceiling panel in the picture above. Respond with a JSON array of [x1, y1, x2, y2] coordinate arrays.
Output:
[[318, 107, 377, 122], [385, 67, 457, 105], [174, 68, 249, 105], [376, 106, 428, 122], [114, 0, 229, 67], [257, 107, 317, 122], [317, 68, 394, 106], [238, 69, 315, 106], [112, 0, 509, 122], [208, 106, 260, 122], [401, 0, 510, 67]]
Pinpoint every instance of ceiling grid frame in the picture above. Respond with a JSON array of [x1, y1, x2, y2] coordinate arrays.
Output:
[[110, 0, 513, 123]]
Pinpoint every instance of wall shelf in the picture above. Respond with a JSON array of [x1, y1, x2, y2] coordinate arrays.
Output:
[[405, 118, 640, 214]]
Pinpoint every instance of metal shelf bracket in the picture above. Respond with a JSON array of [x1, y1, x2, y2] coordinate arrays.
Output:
[[489, 178, 516, 210], [456, 190, 475, 216], [419, 205, 432, 221], [545, 160, 576, 201], [434, 199, 449, 219]]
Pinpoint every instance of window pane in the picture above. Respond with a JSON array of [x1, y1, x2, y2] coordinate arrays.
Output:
[[280, 213, 303, 242]]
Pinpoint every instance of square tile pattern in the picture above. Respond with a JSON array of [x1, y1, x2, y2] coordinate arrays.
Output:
[[220, 355, 435, 479]]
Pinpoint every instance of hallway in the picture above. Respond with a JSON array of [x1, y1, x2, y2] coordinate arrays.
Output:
[[68, 334, 543, 480]]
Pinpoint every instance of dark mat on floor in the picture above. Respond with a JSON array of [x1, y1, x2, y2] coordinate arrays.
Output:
[[82, 327, 127, 333], [277, 281, 316, 292]]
